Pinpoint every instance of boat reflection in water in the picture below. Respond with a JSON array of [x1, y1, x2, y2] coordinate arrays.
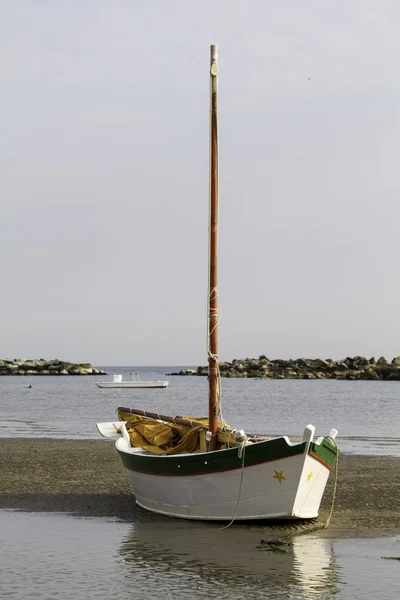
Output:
[[118, 520, 341, 599]]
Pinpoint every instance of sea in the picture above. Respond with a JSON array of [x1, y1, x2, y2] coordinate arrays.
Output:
[[1, 366, 399, 599]]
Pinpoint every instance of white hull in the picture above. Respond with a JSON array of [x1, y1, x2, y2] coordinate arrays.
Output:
[[115, 432, 334, 521], [96, 381, 168, 388]]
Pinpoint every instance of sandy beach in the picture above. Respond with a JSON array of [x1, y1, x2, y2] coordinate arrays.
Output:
[[1, 438, 400, 539]]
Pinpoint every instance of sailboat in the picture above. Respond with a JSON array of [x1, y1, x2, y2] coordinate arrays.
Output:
[[96, 45, 339, 521]]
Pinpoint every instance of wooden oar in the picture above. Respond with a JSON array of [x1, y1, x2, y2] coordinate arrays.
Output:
[[97, 408, 268, 439], [118, 407, 208, 429], [96, 421, 127, 437], [118, 407, 267, 439], [97, 410, 208, 438]]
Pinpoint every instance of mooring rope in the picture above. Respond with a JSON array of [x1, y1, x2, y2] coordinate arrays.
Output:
[[324, 440, 339, 529], [220, 436, 249, 529]]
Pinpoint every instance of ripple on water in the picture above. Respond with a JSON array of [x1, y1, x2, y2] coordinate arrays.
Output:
[[1, 374, 400, 456], [1, 511, 400, 599]]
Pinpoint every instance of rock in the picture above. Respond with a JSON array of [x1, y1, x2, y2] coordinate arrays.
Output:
[[286, 370, 299, 378], [386, 369, 400, 381], [0, 359, 105, 376], [20, 361, 41, 370], [352, 356, 370, 369], [256, 539, 291, 553], [375, 365, 397, 379], [359, 368, 380, 381], [168, 355, 400, 381]]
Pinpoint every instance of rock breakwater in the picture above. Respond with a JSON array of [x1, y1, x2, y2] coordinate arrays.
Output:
[[168, 355, 400, 380], [0, 359, 106, 376]]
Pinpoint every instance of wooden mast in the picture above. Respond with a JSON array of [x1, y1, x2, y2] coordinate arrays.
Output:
[[208, 44, 219, 451]]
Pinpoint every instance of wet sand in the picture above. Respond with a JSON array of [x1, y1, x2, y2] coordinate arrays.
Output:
[[1, 438, 400, 539]]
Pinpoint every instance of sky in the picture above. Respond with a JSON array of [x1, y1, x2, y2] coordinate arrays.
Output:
[[2, 0, 400, 365]]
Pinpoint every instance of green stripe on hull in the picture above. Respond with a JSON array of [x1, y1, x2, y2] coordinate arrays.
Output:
[[117, 437, 307, 476], [309, 438, 338, 470]]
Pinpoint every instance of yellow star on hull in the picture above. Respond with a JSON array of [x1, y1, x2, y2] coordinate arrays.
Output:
[[273, 469, 286, 484]]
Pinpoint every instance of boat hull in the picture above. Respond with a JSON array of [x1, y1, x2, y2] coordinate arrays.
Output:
[[115, 432, 337, 521], [96, 381, 168, 388]]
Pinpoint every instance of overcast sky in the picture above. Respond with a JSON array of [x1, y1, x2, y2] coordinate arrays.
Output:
[[2, 1, 400, 365]]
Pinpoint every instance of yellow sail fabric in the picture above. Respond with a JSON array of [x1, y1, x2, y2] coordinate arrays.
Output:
[[117, 410, 238, 454]]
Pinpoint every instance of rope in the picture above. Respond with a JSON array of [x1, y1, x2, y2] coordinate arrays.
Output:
[[207, 286, 229, 432], [324, 441, 339, 529], [206, 264, 247, 524], [218, 438, 338, 532], [220, 437, 248, 529]]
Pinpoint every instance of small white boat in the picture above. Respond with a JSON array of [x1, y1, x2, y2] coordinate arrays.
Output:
[[96, 373, 169, 389]]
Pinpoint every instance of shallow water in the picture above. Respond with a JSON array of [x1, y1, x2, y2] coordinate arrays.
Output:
[[0, 366, 399, 456], [1, 371, 399, 599], [0, 510, 399, 600]]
